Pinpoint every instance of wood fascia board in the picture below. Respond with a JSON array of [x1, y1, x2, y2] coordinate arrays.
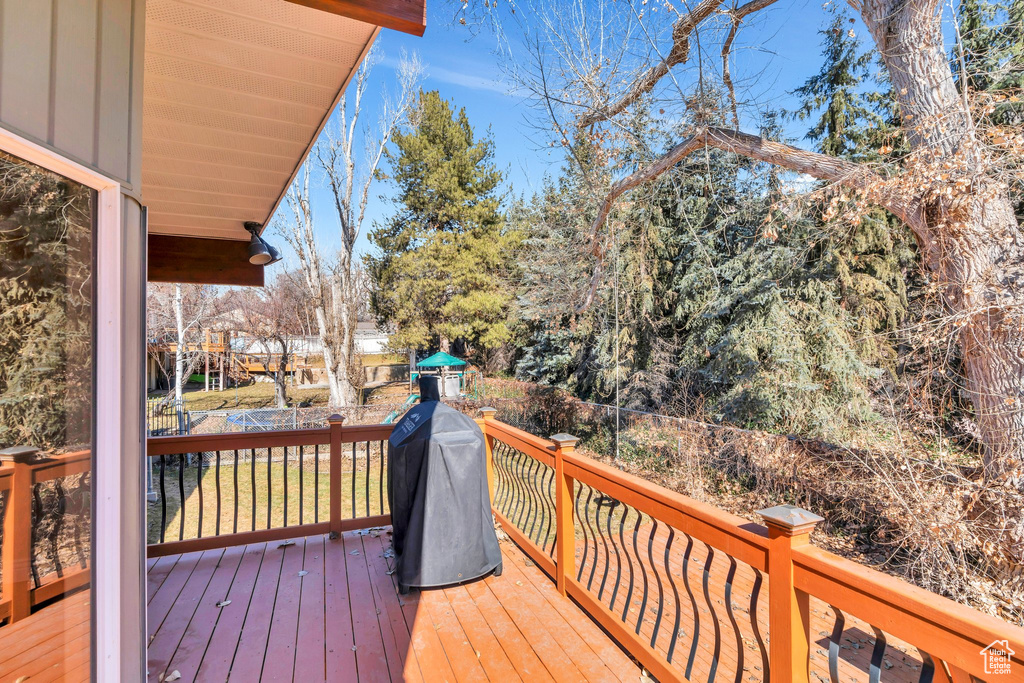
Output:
[[147, 234, 265, 287], [283, 0, 426, 36]]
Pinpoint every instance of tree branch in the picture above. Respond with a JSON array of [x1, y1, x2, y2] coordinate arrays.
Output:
[[578, 0, 726, 127], [578, 0, 780, 128], [577, 126, 925, 310]]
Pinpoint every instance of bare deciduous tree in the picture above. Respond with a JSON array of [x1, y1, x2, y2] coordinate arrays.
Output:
[[147, 283, 216, 405], [521, 0, 1024, 572], [237, 274, 307, 408], [282, 48, 422, 408]]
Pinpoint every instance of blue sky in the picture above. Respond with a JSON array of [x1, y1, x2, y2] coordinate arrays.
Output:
[[267, 0, 890, 265]]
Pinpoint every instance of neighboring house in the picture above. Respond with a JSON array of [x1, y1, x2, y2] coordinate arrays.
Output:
[[0, 1, 424, 679], [355, 321, 390, 354]]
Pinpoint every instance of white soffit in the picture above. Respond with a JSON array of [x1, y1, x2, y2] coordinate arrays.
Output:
[[142, 0, 376, 240]]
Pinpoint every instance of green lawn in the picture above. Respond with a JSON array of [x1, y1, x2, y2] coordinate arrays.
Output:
[[148, 383, 330, 412], [147, 447, 387, 544]]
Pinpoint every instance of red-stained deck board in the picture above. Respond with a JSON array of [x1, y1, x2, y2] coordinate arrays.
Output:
[[142, 531, 642, 682], [395, 575, 457, 683], [147, 548, 225, 680], [443, 583, 521, 682], [495, 551, 620, 682], [163, 544, 246, 682], [420, 585, 488, 682], [147, 555, 177, 603], [193, 542, 266, 682], [0, 591, 90, 683], [342, 531, 392, 681], [364, 531, 424, 683], [323, 532, 358, 681], [226, 538, 287, 681], [260, 538, 307, 681], [463, 577, 555, 682], [292, 534, 327, 683], [147, 553, 200, 634]]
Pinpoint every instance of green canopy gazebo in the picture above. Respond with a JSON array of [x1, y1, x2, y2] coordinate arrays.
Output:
[[412, 351, 468, 397]]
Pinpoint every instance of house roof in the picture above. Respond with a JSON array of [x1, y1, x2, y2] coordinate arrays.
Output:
[[143, 0, 424, 285], [417, 352, 467, 368]]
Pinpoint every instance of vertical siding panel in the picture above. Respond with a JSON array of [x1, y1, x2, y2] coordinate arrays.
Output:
[[0, 0, 54, 142], [96, 0, 131, 182], [53, 0, 99, 163], [126, 0, 145, 189]]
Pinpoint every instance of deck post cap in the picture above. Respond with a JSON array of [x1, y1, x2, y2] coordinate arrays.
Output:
[[0, 446, 40, 464], [478, 407, 497, 418], [327, 414, 344, 425], [756, 504, 824, 534], [549, 433, 579, 449]]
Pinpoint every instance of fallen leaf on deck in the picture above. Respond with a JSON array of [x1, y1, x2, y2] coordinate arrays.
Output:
[[298, 570, 309, 577], [216, 600, 231, 607], [277, 540, 295, 548], [166, 671, 182, 682]]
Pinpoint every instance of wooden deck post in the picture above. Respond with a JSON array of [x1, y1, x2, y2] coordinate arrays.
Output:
[[475, 407, 497, 502], [1, 446, 39, 622], [551, 433, 579, 597], [328, 415, 344, 539], [757, 504, 824, 683]]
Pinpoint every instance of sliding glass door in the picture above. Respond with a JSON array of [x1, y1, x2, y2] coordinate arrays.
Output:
[[0, 149, 95, 680]]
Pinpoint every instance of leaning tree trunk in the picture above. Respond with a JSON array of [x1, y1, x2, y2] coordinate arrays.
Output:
[[862, 0, 1024, 573]]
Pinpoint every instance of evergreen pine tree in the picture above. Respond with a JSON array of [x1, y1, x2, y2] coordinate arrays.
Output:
[[367, 90, 517, 354], [789, 7, 879, 158]]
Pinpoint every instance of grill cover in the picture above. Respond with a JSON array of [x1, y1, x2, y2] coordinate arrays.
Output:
[[387, 398, 501, 591]]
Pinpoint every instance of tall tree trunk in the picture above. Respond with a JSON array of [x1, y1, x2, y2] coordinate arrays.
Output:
[[173, 284, 187, 434], [861, 0, 1024, 570], [274, 337, 289, 409], [316, 272, 358, 409], [173, 284, 186, 404]]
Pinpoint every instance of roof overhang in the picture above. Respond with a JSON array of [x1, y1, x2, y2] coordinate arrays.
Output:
[[143, 0, 425, 286]]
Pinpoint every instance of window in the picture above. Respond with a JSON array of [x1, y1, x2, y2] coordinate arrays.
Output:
[[0, 149, 95, 680]]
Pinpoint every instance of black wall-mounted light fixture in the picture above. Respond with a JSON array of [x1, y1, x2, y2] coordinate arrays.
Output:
[[244, 221, 281, 266]]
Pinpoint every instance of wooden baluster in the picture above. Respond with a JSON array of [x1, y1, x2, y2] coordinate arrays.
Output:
[[1, 446, 39, 622], [757, 504, 824, 683], [475, 407, 497, 502], [551, 433, 578, 597], [328, 415, 343, 539]]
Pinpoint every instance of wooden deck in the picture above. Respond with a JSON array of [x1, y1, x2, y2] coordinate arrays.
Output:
[[146, 529, 642, 682], [0, 590, 90, 683]]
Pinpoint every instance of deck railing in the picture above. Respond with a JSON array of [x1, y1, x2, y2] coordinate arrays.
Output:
[[0, 447, 91, 625], [5, 412, 1024, 683], [145, 415, 392, 557], [477, 409, 1024, 683]]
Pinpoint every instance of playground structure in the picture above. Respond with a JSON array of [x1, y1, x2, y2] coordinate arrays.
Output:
[[410, 351, 483, 398], [149, 330, 320, 391]]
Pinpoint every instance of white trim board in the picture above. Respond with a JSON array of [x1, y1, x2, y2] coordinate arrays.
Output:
[[0, 125, 132, 682]]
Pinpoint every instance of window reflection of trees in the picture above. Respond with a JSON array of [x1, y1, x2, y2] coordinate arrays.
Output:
[[0, 151, 94, 599], [0, 150, 94, 453]]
